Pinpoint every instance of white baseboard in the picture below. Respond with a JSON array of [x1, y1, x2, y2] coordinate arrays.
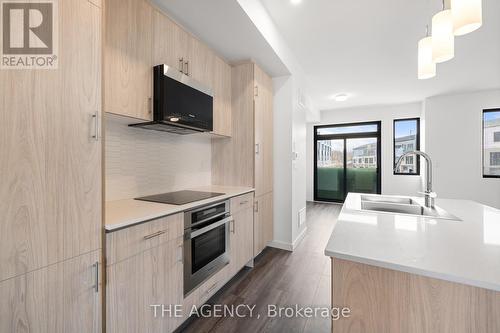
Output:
[[267, 226, 308, 252], [292, 226, 307, 250], [267, 240, 293, 251]]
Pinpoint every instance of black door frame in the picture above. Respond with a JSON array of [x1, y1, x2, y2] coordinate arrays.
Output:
[[313, 121, 382, 203]]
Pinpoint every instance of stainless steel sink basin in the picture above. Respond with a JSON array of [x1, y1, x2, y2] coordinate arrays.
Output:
[[359, 195, 460, 220], [361, 201, 422, 215], [360, 195, 415, 205]]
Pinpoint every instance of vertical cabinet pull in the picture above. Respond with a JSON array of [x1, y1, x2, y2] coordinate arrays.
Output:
[[184, 61, 189, 76], [91, 111, 99, 141], [255, 85, 259, 97], [177, 244, 183, 263], [255, 143, 260, 155], [93, 261, 99, 293], [148, 97, 152, 114], [254, 201, 259, 213], [179, 58, 184, 73], [230, 219, 235, 233]]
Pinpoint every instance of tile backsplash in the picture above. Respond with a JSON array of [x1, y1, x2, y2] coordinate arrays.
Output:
[[105, 114, 212, 201]]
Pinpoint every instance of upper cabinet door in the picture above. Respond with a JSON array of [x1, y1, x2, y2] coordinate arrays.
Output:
[[0, 0, 102, 282], [187, 37, 214, 87], [212, 56, 232, 137], [104, 0, 153, 120], [254, 64, 273, 196], [152, 10, 188, 73]]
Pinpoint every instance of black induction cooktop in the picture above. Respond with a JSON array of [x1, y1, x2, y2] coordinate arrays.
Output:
[[135, 190, 224, 205]]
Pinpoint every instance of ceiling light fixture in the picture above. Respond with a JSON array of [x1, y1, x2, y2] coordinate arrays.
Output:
[[432, 2, 455, 63], [418, 26, 436, 80], [290, 0, 302, 5], [451, 0, 482, 36], [334, 94, 349, 102]]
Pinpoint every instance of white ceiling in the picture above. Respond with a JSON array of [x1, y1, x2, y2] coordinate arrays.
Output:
[[261, 0, 500, 110], [152, 0, 289, 77]]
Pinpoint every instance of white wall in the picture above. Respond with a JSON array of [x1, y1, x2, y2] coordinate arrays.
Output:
[[105, 115, 212, 201], [424, 89, 500, 209], [306, 102, 423, 201]]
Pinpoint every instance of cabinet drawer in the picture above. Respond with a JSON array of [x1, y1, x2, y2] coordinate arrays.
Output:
[[230, 192, 254, 214], [106, 213, 183, 265], [197, 264, 229, 306]]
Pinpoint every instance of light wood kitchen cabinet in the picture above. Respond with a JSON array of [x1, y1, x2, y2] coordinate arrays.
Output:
[[107, 2, 232, 135], [254, 192, 274, 256], [229, 203, 254, 276], [152, 9, 188, 73], [106, 213, 183, 266], [254, 64, 274, 197], [104, 0, 153, 120], [0, 250, 101, 333], [106, 237, 183, 333], [0, 0, 102, 282], [212, 62, 274, 256], [212, 56, 232, 137]]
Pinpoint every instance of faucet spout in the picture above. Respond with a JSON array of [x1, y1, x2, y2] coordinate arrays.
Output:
[[395, 150, 436, 208]]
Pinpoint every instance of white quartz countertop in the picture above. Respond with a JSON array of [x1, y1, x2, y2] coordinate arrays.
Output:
[[325, 193, 500, 292], [105, 185, 254, 232]]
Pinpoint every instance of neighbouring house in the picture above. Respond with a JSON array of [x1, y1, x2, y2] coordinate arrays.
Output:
[[352, 142, 377, 168], [394, 134, 417, 172]]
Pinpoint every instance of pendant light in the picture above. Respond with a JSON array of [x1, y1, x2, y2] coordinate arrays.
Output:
[[418, 26, 436, 80], [432, 1, 455, 63], [451, 0, 482, 36]]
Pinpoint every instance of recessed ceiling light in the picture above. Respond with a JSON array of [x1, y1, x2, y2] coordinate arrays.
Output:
[[334, 94, 349, 102], [291, 0, 302, 5]]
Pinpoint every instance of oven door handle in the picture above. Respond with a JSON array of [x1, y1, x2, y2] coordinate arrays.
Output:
[[188, 216, 233, 239]]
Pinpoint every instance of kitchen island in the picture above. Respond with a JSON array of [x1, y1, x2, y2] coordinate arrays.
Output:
[[325, 193, 500, 333]]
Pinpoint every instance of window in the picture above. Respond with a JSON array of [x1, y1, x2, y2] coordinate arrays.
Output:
[[483, 109, 500, 178], [394, 118, 420, 175]]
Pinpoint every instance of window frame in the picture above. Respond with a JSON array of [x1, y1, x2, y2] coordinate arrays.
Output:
[[483, 108, 500, 179], [393, 117, 421, 176]]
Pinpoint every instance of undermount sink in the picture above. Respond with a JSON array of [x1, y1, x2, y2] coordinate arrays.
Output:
[[359, 195, 460, 221], [360, 195, 415, 205]]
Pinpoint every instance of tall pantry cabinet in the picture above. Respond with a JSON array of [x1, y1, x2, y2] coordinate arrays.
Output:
[[212, 62, 274, 256], [0, 0, 103, 332]]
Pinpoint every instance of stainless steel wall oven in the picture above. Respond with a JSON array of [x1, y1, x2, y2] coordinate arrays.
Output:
[[183, 200, 231, 295]]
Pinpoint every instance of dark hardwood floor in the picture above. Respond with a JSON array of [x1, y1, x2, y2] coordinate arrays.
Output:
[[180, 201, 341, 333]]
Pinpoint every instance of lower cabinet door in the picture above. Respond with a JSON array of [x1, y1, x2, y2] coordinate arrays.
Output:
[[106, 238, 183, 333], [254, 192, 273, 256], [0, 250, 101, 333], [229, 206, 254, 276]]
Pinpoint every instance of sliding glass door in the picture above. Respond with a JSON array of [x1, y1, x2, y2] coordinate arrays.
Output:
[[314, 122, 381, 202]]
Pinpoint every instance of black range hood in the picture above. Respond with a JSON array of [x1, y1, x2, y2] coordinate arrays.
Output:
[[129, 64, 214, 135]]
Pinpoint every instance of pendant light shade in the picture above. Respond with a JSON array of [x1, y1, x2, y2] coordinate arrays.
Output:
[[432, 9, 455, 63], [418, 36, 436, 80], [451, 0, 482, 36]]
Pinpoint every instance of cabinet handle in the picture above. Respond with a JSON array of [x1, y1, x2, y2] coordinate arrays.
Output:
[[255, 85, 259, 97], [205, 282, 218, 298], [91, 111, 99, 141], [179, 58, 184, 73], [177, 244, 183, 263], [254, 201, 259, 213], [230, 219, 235, 233], [184, 61, 189, 76], [240, 200, 249, 205], [148, 97, 152, 114], [255, 143, 260, 155], [143, 230, 166, 240], [93, 261, 99, 293]]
